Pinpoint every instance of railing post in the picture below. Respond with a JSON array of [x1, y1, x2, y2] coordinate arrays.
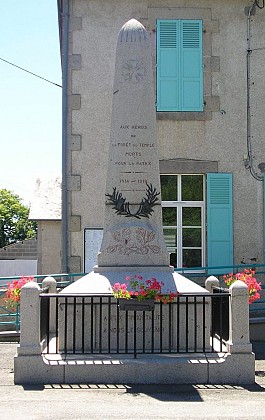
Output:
[[15, 304, 20, 332], [17, 282, 42, 356], [205, 276, 220, 292], [42, 276, 57, 333], [227, 280, 252, 353]]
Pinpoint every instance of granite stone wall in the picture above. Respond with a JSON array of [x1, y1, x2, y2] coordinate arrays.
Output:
[[0, 238, 37, 260]]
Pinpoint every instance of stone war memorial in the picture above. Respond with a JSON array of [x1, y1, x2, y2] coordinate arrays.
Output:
[[59, 18, 209, 356], [14, 20, 255, 385], [63, 19, 202, 292]]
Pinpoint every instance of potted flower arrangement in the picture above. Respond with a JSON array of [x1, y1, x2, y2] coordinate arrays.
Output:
[[4, 276, 34, 311], [111, 275, 178, 311], [223, 269, 261, 304]]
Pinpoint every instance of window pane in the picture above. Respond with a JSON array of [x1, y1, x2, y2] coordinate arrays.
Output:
[[162, 207, 177, 226], [182, 249, 202, 268], [183, 228, 201, 247], [181, 175, 203, 201], [161, 175, 178, 201], [169, 252, 177, 267], [163, 228, 177, 247], [182, 207, 201, 226]]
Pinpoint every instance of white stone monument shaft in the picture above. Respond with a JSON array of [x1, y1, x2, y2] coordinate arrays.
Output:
[[98, 19, 169, 268], [61, 20, 210, 340]]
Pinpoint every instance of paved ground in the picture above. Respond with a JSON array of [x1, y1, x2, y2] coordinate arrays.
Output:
[[0, 342, 265, 419]]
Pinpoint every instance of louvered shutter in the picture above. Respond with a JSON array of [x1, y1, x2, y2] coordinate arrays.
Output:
[[207, 173, 233, 274], [157, 20, 179, 111], [156, 19, 203, 111], [263, 174, 265, 261], [180, 20, 203, 111]]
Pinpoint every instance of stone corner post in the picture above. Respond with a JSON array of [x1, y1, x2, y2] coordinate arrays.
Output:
[[226, 280, 252, 353], [17, 281, 42, 356], [205, 275, 220, 292], [42, 276, 57, 293]]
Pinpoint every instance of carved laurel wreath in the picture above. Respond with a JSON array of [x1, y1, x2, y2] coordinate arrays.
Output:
[[107, 227, 161, 255], [106, 183, 159, 219]]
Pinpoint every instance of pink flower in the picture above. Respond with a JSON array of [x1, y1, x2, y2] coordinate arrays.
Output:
[[224, 269, 261, 304], [146, 280, 151, 285], [111, 275, 178, 304], [5, 276, 34, 310]]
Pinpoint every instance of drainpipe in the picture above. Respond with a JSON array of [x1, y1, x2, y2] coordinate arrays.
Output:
[[245, 1, 264, 181], [61, 0, 69, 272], [245, 1, 265, 263]]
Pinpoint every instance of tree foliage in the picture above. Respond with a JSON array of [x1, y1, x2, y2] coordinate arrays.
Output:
[[0, 189, 37, 248]]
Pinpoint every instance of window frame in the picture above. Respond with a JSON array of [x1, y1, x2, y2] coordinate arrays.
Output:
[[161, 174, 206, 271]]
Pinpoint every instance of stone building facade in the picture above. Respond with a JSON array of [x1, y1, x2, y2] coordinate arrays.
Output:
[[57, 0, 265, 275]]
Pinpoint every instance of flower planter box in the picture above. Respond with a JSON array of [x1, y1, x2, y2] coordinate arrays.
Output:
[[118, 298, 155, 311]]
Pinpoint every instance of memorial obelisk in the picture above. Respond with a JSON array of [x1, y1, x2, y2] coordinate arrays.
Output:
[[64, 19, 176, 293], [98, 19, 170, 269]]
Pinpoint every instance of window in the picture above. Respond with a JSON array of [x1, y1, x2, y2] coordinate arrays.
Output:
[[156, 19, 203, 112], [84, 228, 103, 273], [161, 175, 205, 269]]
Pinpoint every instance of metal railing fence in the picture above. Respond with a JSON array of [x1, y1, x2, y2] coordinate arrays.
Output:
[[175, 263, 265, 316], [0, 289, 20, 332], [212, 286, 230, 341], [175, 262, 265, 278], [40, 292, 230, 357], [1, 263, 264, 334]]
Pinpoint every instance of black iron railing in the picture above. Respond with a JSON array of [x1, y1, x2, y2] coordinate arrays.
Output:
[[1, 265, 263, 334], [212, 286, 230, 341], [40, 292, 230, 357], [40, 293, 50, 342]]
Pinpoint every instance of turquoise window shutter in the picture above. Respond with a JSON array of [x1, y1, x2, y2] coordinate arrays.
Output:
[[156, 19, 203, 112], [180, 20, 203, 111], [207, 173, 233, 274], [263, 175, 265, 262], [157, 20, 179, 111]]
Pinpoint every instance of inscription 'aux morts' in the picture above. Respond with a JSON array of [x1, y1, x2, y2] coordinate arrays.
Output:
[[125, 152, 141, 156], [120, 125, 147, 129]]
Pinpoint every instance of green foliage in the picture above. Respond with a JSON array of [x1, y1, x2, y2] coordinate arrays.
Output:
[[0, 189, 37, 248], [161, 174, 203, 201]]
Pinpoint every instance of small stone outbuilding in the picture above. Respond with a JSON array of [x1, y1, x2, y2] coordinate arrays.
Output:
[[29, 176, 62, 275]]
